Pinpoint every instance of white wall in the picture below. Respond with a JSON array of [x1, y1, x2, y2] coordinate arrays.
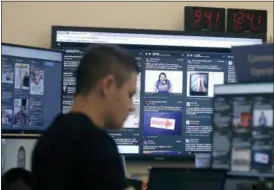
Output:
[[2, 2, 273, 48]]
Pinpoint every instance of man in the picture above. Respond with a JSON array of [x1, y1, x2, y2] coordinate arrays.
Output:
[[31, 45, 140, 190]]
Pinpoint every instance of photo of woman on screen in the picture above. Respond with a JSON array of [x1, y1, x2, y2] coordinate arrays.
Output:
[[154, 72, 171, 94]]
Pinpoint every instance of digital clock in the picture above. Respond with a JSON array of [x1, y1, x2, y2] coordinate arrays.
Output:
[[226, 9, 267, 34], [184, 6, 226, 32]]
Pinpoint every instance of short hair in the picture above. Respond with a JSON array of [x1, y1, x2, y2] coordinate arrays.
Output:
[[2, 168, 33, 190], [75, 44, 140, 95]]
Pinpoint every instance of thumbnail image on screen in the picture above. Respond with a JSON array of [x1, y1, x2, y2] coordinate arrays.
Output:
[[1, 44, 63, 132], [144, 70, 183, 94], [187, 71, 224, 97], [253, 109, 273, 128], [212, 83, 274, 177], [52, 27, 264, 156]]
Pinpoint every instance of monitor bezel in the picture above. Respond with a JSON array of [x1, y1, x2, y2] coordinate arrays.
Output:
[[211, 82, 274, 178], [1, 43, 64, 137], [51, 25, 266, 48], [50, 26, 265, 161], [1, 134, 40, 140]]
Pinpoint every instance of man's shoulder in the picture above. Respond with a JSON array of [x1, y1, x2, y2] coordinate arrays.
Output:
[[51, 112, 92, 126], [43, 112, 115, 145], [48, 113, 101, 133], [33, 113, 117, 157]]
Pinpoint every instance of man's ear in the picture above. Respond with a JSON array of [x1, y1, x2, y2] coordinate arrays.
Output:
[[97, 75, 116, 97]]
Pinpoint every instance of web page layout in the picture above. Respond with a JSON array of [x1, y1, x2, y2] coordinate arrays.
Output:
[[1, 55, 62, 131], [58, 44, 237, 155], [212, 94, 274, 177]]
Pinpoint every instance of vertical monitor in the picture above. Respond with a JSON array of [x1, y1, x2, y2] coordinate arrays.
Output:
[[1, 43, 63, 134], [51, 26, 264, 158], [212, 83, 274, 178]]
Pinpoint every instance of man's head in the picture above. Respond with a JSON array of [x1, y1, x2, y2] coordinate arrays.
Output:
[[74, 44, 140, 129]]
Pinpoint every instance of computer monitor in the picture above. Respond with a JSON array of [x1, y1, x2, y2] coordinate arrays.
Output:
[[147, 168, 226, 190], [212, 83, 274, 178], [51, 26, 264, 159], [224, 175, 274, 190], [1, 138, 37, 174], [1, 43, 63, 134]]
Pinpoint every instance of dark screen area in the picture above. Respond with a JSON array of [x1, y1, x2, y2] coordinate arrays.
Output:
[[147, 168, 226, 190]]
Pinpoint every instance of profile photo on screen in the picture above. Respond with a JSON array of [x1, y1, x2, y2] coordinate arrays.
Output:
[[14, 63, 30, 89], [145, 70, 183, 94], [13, 98, 29, 125], [17, 146, 26, 169]]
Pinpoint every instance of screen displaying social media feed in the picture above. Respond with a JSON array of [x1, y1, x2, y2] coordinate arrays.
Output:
[[54, 41, 239, 156], [1, 44, 63, 132], [212, 92, 273, 177]]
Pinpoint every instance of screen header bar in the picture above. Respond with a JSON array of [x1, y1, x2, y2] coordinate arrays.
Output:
[[2, 45, 63, 62], [56, 31, 263, 48], [214, 83, 274, 95]]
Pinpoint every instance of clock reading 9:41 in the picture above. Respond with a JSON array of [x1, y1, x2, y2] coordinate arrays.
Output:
[[184, 6, 226, 32]]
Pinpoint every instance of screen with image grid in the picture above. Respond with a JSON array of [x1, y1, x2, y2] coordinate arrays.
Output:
[[1, 44, 63, 133], [212, 83, 274, 178]]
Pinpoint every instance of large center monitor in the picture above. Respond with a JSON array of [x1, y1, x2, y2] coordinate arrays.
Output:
[[51, 26, 264, 159], [1, 43, 63, 134], [212, 83, 274, 178]]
